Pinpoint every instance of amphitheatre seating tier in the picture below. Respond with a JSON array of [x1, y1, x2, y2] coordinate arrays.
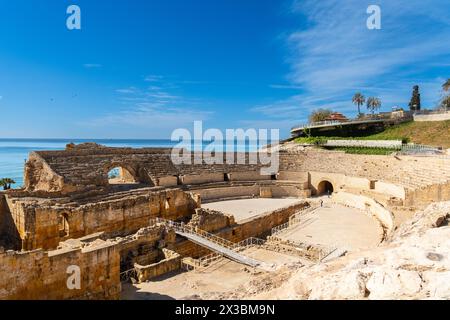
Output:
[[279, 151, 450, 191], [25, 146, 272, 194]]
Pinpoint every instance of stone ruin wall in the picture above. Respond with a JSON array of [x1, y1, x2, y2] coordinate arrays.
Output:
[[0, 194, 21, 250], [0, 242, 121, 300], [6, 188, 200, 251], [24, 145, 274, 195], [0, 223, 179, 300], [113, 225, 176, 270]]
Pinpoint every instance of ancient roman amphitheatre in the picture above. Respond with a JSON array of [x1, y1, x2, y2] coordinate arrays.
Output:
[[0, 141, 449, 300]]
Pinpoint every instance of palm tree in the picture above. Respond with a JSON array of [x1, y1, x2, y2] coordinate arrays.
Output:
[[0, 178, 16, 190], [366, 97, 381, 115], [443, 79, 450, 92], [352, 92, 366, 116]]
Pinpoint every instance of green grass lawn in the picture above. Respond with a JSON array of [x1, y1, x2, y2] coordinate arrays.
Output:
[[294, 120, 450, 148], [323, 147, 399, 155]]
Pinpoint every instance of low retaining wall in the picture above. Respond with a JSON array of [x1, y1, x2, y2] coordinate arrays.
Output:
[[332, 191, 394, 235], [414, 111, 450, 122], [325, 140, 402, 149], [135, 249, 181, 282], [373, 181, 406, 199], [404, 182, 450, 207], [190, 182, 310, 202]]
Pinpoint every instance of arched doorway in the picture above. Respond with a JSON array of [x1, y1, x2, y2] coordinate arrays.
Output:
[[107, 166, 137, 185], [58, 213, 70, 237], [317, 180, 334, 196]]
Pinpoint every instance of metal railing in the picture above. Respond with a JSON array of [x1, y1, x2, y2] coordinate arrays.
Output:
[[271, 205, 319, 236], [151, 217, 237, 250], [120, 268, 137, 283], [399, 143, 442, 155], [182, 237, 267, 271], [291, 120, 344, 131]]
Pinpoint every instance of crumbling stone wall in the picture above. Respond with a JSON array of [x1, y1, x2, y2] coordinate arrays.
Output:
[[187, 208, 235, 233], [135, 248, 181, 282], [0, 194, 21, 250], [0, 243, 120, 300], [113, 225, 176, 271], [10, 188, 199, 251]]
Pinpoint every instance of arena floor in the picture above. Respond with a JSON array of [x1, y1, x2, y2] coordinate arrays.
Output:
[[276, 203, 383, 251], [202, 198, 304, 222]]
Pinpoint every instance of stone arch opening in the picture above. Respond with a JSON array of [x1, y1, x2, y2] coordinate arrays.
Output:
[[317, 180, 334, 196], [107, 166, 138, 185], [58, 213, 70, 238]]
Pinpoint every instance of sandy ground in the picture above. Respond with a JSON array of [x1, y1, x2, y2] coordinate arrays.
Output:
[[277, 203, 382, 251], [202, 198, 304, 223], [121, 247, 307, 300]]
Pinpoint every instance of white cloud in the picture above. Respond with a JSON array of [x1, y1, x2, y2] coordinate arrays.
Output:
[[144, 75, 163, 82], [82, 79, 212, 131], [83, 63, 102, 68]]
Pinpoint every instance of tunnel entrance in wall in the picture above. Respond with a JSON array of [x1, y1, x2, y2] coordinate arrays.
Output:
[[317, 180, 334, 196], [108, 166, 137, 185]]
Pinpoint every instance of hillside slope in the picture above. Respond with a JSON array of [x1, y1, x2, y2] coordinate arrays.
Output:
[[369, 120, 450, 148]]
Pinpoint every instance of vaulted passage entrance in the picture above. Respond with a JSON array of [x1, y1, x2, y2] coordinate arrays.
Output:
[[108, 167, 137, 185], [317, 180, 334, 195]]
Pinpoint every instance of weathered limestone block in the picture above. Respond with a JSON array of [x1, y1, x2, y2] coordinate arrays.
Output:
[[188, 208, 235, 233], [366, 268, 423, 300]]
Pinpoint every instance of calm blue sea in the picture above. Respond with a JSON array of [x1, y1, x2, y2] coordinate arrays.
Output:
[[0, 139, 265, 189]]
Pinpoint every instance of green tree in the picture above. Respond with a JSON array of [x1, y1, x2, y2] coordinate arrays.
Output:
[[0, 178, 16, 190], [352, 92, 366, 115], [309, 108, 332, 123], [367, 97, 381, 115], [408, 85, 421, 111]]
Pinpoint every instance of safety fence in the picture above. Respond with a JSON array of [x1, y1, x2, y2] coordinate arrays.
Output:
[[271, 205, 319, 237]]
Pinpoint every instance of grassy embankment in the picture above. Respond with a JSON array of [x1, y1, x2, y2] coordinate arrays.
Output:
[[294, 120, 450, 154]]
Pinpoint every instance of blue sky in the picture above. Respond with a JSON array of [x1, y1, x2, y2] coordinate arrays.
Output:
[[0, 0, 449, 139]]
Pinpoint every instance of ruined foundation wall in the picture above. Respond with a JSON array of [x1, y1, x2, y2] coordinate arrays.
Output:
[[114, 225, 176, 270], [405, 183, 450, 207], [135, 249, 181, 282], [15, 189, 200, 251], [174, 201, 310, 258], [188, 208, 235, 233], [0, 193, 6, 237], [0, 195, 22, 250], [0, 243, 120, 300]]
